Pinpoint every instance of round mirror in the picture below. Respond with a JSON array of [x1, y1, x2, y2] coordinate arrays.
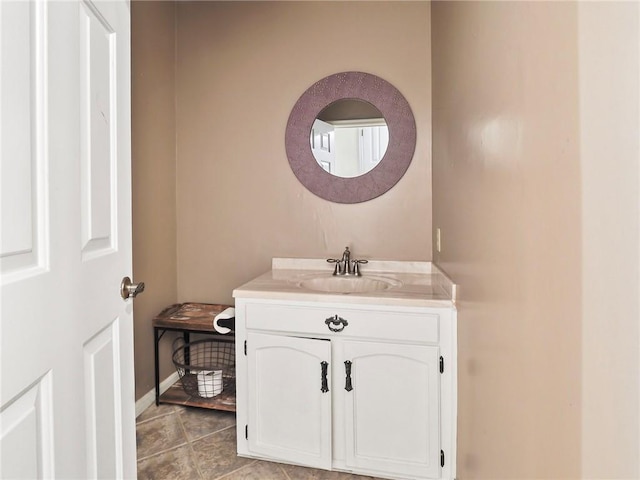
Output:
[[310, 99, 389, 178], [286, 72, 416, 204]]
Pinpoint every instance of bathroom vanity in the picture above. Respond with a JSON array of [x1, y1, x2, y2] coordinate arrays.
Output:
[[233, 258, 457, 480]]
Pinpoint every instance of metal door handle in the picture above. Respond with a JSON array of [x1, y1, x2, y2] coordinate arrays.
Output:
[[320, 361, 329, 393], [120, 276, 145, 299], [344, 360, 353, 391]]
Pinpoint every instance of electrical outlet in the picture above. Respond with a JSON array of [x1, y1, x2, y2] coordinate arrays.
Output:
[[436, 228, 442, 253]]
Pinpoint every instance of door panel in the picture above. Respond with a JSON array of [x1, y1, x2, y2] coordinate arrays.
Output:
[[0, 0, 48, 277], [83, 318, 124, 479], [310, 119, 335, 173], [247, 332, 331, 470], [1, 1, 135, 478], [0, 372, 54, 479], [342, 341, 441, 479], [80, 0, 117, 257]]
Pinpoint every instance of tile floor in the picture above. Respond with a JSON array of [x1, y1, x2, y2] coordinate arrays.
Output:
[[136, 403, 384, 480]]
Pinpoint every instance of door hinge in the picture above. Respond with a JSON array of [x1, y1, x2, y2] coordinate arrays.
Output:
[[440, 356, 444, 374], [245, 425, 248, 439], [244, 340, 247, 356], [441, 449, 445, 467]]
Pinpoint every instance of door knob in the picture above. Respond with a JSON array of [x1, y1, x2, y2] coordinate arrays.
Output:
[[120, 276, 145, 299]]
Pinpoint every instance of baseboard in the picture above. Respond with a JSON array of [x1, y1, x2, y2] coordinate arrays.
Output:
[[135, 371, 180, 418]]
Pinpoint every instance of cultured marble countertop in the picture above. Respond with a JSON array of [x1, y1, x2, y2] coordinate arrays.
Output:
[[232, 258, 457, 308]]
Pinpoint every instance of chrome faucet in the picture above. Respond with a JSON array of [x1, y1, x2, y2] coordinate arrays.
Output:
[[327, 247, 368, 276], [341, 247, 351, 272]]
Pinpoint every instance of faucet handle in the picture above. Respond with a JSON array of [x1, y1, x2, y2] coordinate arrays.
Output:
[[327, 258, 340, 276], [351, 259, 368, 276]]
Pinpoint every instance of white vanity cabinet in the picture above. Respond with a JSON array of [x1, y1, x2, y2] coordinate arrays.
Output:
[[234, 298, 457, 480]]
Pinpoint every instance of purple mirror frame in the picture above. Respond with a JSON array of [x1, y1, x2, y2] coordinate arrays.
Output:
[[285, 72, 416, 204]]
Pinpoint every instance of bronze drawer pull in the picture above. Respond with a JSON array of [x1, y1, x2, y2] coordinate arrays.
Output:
[[325, 315, 348, 332]]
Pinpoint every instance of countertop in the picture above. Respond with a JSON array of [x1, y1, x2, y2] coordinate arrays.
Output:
[[232, 258, 457, 308]]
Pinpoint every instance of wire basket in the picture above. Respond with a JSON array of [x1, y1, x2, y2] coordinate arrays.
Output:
[[172, 338, 235, 398]]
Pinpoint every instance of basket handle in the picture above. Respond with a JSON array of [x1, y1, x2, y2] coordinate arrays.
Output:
[[172, 336, 186, 352]]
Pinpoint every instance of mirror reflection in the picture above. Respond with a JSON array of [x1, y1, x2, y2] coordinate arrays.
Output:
[[310, 99, 389, 178]]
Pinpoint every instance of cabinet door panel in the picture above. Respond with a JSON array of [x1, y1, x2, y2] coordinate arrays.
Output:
[[343, 341, 440, 478], [247, 333, 331, 469]]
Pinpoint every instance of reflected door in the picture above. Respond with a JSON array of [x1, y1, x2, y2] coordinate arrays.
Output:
[[358, 125, 389, 173], [310, 119, 335, 173]]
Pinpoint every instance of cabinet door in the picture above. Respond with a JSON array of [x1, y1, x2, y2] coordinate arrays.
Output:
[[342, 341, 441, 479], [247, 332, 331, 469]]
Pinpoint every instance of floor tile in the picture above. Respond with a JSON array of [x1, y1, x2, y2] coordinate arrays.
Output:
[[178, 406, 236, 442], [137, 403, 177, 424], [219, 460, 288, 480], [191, 427, 255, 480], [137, 412, 188, 459], [137, 444, 201, 480], [136, 403, 386, 480]]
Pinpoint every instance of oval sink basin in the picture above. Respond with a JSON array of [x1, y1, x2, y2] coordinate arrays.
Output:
[[298, 275, 400, 294]]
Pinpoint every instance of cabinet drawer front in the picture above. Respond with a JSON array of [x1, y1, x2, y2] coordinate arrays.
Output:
[[245, 303, 439, 343]]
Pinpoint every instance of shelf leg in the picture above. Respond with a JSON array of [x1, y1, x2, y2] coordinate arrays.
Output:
[[154, 327, 161, 406]]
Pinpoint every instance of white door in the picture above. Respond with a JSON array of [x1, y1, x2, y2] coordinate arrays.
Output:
[[0, 0, 137, 478], [342, 341, 441, 479], [310, 119, 335, 174], [358, 125, 389, 173], [247, 332, 331, 470]]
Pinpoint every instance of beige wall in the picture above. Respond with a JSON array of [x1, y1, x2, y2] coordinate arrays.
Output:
[[579, 2, 640, 478], [132, 1, 178, 400], [432, 2, 583, 478], [175, 1, 432, 304]]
